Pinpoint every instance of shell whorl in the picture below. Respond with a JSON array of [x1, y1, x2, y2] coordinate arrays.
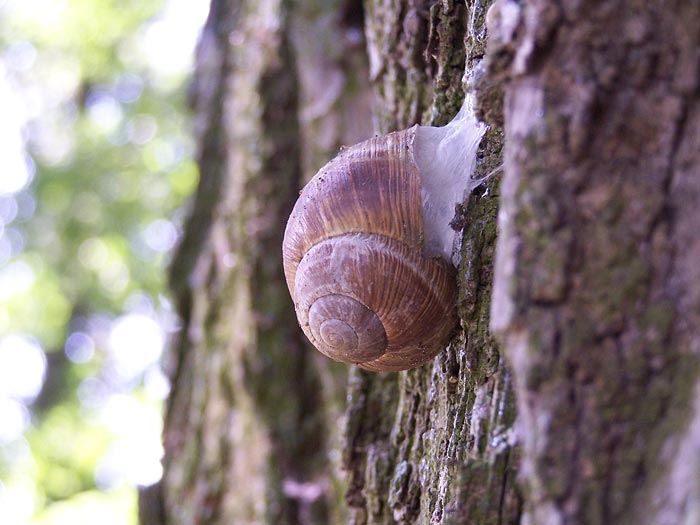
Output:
[[282, 128, 457, 372]]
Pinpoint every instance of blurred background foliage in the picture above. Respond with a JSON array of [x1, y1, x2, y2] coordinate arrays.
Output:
[[0, 0, 209, 522]]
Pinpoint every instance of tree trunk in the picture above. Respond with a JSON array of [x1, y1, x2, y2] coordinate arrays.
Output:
[[342, 1, 520, 524], [487, 0, 700, 523], [153, 0, 700, 523], [154, 0, 521, 523], [158, 1, 370, 523]]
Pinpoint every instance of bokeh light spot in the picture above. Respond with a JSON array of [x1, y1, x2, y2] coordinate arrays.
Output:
[[108, 314, 164, 379], [86, 92, 123, 133], [0, 398, 30, 442], [127, 114, 157, 145], [143, 219, 178, 253], [113, 73, 143, 104], [0, 261, 35, 300], [78, 238, 109, 271], [0, 478, 35, 524], [64, 332, 95, 364], [0, 334, 46, 401], [0, 195, 19, 224], [4, 40, 37, 72], [0, 63, 32, 196], [96, 394, 164, 487]]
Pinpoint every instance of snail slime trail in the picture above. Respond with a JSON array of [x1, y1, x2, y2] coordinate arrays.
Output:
[[413, 96, 487, 264], [282, 96, 487, 372]]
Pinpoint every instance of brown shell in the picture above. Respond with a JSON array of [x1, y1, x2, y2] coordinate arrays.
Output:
[[282, 127, 457, 372]]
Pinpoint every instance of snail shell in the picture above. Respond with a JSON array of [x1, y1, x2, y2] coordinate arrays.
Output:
[[282, 127, 457, 372]]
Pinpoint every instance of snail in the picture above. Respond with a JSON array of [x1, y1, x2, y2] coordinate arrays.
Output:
[[282, 97, 487, 372]]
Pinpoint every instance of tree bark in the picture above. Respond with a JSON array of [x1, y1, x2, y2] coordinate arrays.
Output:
[[156, 0, 520, 524], [488, 0, 700, 523], [342, 1, 520, 524], [155, 0, 700, 524], [158, 1, 369, 523]]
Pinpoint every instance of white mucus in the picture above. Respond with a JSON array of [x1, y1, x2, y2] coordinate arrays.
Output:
[[413, 96, 487, 264]]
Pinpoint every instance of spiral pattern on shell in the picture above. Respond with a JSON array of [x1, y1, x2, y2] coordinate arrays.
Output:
[[282, 127, 457, 372]]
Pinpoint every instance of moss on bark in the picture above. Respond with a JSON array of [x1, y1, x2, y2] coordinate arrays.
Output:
[[488, 0, 700, 522], [341, 2, 520, 524]]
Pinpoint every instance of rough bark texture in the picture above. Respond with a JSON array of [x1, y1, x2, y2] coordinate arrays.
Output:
[[488, 0, 700, 523], [159, 1, 369, 523], [156, 0, 520, 524], [342, 1, 520, 524]]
